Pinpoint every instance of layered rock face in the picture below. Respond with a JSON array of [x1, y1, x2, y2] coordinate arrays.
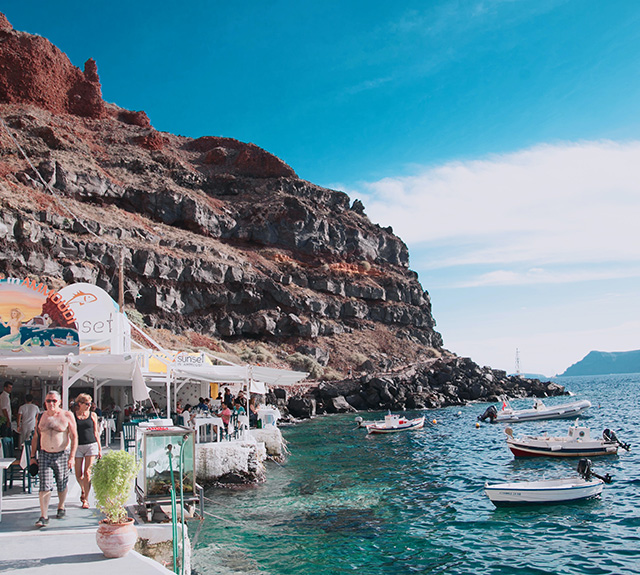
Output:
[[0, 13, 563, 413]]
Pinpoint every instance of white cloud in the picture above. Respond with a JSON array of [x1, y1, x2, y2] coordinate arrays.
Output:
[[357, 140, 640, 286], [455, 266, 640, 288]]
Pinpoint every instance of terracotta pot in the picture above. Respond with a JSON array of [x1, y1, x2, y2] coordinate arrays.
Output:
[[96, 518, 138, 558]]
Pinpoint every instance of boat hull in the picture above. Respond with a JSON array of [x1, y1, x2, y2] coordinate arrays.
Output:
[[485, 477, 604, 506], [494, 400, 591, 423], [507, 441, 618, 458], [367, 416, 425, 434]]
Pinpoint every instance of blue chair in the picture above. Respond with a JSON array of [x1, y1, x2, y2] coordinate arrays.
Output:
[[2, 436, 29, 492], [122, 422, 138, 452]]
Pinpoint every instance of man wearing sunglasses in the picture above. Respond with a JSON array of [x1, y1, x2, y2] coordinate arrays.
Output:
[[30, 390, 78, 527]]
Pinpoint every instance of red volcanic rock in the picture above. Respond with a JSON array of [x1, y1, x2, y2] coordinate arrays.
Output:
[[133, 131, 165, 150], [234, 145, 295, 178], [83, 58, 100, 83], [118, 109, 152, 128], [187, 136, 296, 178], [204, 146, 233, 165], [0, 13, 106, 118], [0, 13, 12, 32]]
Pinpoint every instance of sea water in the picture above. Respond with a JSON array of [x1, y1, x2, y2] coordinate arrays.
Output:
[[192, 374, 640, 575]]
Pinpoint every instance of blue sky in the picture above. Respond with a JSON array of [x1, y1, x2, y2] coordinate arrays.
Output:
[[5, 1, 640, 375]]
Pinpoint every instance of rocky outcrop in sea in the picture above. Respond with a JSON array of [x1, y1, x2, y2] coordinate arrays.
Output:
[[275, 356, 565, 419]]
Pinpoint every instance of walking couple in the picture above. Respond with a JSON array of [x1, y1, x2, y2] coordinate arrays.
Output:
[[30, 390, 102, 527]]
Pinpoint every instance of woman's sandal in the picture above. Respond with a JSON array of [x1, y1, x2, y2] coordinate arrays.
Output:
[[81, 500, 89, 509]]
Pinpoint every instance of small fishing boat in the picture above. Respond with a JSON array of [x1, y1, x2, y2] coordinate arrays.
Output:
[[505, 422, 630, 458], [51, 334, 77, 347], [485, 459, 611, 506], [478, 397, 591, 423], [365, 413, 425, 434]]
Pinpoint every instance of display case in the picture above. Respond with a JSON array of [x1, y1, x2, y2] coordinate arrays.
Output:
[[135, 421, 196, 502]]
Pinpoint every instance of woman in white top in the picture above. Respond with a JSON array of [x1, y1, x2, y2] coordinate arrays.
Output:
[[181, 405, 196, 429]]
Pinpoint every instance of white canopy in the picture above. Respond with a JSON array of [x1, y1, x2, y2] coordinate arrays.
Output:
[[175, 364, 308, 389], [1, 352, 308, 408]]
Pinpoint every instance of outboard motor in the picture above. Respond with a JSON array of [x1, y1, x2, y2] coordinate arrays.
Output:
[[577, 458, 593, 479], [577, 458, 613, 484], [603, 428, 631, 451], [478, 405, 498, 423]]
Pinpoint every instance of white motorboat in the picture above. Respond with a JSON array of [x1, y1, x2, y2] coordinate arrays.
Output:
[[478, 397, 591, 424], [505, 422, 630, 458], [485, 476, 604, 506], [484, 459, 611, 506], [366, 413, 425, 434]]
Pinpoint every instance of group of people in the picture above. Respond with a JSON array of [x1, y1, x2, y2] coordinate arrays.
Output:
[[1, 380, 266, 526], [176, 387, 260, 436], [0, 380, 104, 528], [1, 381, 40, 445], [30, 390, 104, 527]]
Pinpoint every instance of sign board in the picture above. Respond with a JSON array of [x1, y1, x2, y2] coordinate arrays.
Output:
[[175, 352, 206, 369], [0, 277, 79, 356], [57, 283, 124, 352]]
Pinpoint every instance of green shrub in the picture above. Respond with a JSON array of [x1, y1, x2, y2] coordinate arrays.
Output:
[[286, 352, 324, 379], [125, 308, 146, 328], [92, 450, 140, 524], [240, 344, 277, 365]]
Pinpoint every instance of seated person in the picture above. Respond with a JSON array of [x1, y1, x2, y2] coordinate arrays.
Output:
[[217, 403, 232, 426], [233, 400, 246, 416], [249, 398, 259, 427], [181, 404, 196, 428]]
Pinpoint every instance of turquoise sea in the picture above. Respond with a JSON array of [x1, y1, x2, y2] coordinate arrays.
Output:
[[192, 374, 640, 575]]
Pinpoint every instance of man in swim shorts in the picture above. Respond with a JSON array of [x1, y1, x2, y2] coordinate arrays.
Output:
[[30, 390, 77, 527]]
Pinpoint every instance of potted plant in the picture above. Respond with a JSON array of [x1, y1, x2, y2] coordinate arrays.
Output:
[[92, 449, 141, 558]]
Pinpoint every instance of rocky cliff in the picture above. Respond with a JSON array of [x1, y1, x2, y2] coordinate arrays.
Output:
[[0, 13, 564, 414]]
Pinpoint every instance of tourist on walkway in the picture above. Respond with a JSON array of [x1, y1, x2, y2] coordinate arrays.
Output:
[[0, 381, 12, 437], [74, 393, 101, 509], [17, 393, 39, 447], [30, 390, 78, 527]]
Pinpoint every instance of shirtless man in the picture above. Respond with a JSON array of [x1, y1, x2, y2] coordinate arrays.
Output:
[[30, 390, 77, 527]]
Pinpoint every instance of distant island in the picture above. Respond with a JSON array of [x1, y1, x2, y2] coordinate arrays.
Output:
[[558, 350, 640, 377]]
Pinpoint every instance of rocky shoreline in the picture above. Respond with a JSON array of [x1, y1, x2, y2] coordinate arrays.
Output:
[[271, 355, 565, 420]]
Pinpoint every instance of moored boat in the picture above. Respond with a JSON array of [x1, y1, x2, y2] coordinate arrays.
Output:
[[485, 476, 604, 506], [366, 413, 425, 434], [478, 397, 591, 424], [484, 459, 612, 506], [505, 422, 630, 458]]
